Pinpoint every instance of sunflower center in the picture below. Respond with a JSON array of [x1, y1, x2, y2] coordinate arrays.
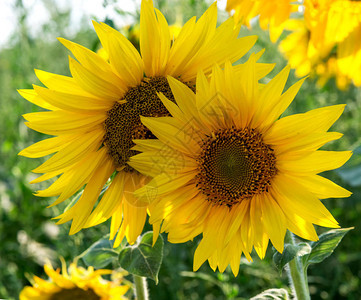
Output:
[[103, 76, 194, 172], [196, 127, 277, 207], [49, 287, 100, 300]]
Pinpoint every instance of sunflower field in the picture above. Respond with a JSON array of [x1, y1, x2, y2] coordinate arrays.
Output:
[[1, 0, 361, 299]]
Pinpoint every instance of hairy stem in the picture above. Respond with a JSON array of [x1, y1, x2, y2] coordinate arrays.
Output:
[[133, 275, 149, 300], [285, 231, 310, 300]]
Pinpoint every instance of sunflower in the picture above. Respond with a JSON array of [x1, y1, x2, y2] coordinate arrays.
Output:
[[279, 19, 332, 77], [316, 57, 351, 91], [129, 56, 352, 276], [226, 0, 299, 42], [280, 17, 359, 89], [303, 0, 361, 87], [280, 19, 316, 78], [19, 0, 258, 246], [20, 260, 129, 300], [304, 0, 361, 47]]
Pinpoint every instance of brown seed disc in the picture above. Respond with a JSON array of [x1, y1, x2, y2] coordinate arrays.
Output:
[[196, 127, 277, 207], [103, 76, 195, 171], [49, 287, 100, 300]]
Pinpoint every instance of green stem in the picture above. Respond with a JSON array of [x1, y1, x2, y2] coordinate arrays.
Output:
[[285, 231, 310, 300], [133, 275, 149, 300]]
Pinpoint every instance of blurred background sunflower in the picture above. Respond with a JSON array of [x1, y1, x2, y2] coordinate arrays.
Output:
[[20, 259, 129, 299], [1, 0, 361, 299]]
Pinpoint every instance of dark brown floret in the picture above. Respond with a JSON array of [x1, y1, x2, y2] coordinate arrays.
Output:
[[103, 76, 195, 171], [195, 127, 277, 207], [49, 287, 100, 300]]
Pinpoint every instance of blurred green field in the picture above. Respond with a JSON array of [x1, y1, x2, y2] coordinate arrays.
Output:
[[1, 1, 360, 299]]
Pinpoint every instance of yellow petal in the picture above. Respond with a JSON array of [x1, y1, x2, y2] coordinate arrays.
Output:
[[277, 151, 352, 174], [18, 88, 57, 110], [193, 235, 217, 271], [264, 104, 346, 144], [58, 38, 119, 78], [86, 171, 126, 227], [56, 158, 114, 234], [148, 184, 199, 225], [134, 172, 195, 203], [223, 200, 249, 245], [261, 193, 286, 253], [19, 134, 76, 158], [132, 139, 164, 152], [252, 65, 291, 128], [30, 169, 68, 184], [32, 130, 103, 173], [272, 174, 339, 228], [234, 49, 275, 80], [48, 147, 109, 207], [123, 200, 148, 244], [240, 210, 254, 254], [36, 171, 73, 198], [152, 221, 161, 246], [140, 116, 201, 155], [93, 22, 144, 86], [140, 0, 170, 76], [166, 3, 217, 78], [287, 174, 351, 199], [285, 213, 319, 242], [110, 203, 123, 240], [23, 110, 106, 135], [275, 132, 343, 155], [166, 76, 199, 125], [33, 85, 115, 114], [122, 172, 151, 207], [260, 77, 306, 130], [35, 69, 92, 96], [250, 196, 268, 259], [129, 149, 196, 178], [69, 56, 123, 100], [175, 16, 257, 81]]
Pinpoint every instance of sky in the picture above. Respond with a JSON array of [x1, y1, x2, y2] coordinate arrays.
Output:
[[0, 0, 139, 47], [0, 0, 227, 48]]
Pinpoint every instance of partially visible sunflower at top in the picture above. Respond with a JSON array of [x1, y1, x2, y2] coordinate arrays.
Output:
[[278, 19, 352, 89], [226, 0, 299, 42], [20, 260, 129, 300], [280, 0, 361, 89], [19, 0, 259, 246], [129, 57, 351, 276], [304, 0, 361, 88]]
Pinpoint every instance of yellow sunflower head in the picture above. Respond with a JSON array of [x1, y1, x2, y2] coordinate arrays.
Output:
[[129, 56, 352, 276], [282, 1, 361, 88], [20, 260, 129, 300], [226, 0, 299, 42], [279, 19, 333, 77], [304, 0, 361, 47], [316, 57, 352, 90], [18, 0, 257, 246]]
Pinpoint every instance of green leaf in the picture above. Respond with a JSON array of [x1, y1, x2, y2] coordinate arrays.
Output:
[[118, 231, 164, 284], [79, 235, 119, 269], [250, 288, 290, 300], [273, 242, 311, 273], [302, 227, 353, 267], [337, 164, 361, 187], [336, 146, 361, 187]]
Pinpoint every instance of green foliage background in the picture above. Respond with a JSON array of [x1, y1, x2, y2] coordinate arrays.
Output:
[[0, 0, 360, 299]]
